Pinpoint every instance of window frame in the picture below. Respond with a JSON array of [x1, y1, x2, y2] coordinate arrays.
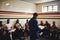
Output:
[[42, 5, 58, 12]]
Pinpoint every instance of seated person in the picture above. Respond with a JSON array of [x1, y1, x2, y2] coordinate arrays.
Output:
[[13, 20, 25, 40], [6, 19, 12, 31], [42, 21, 51, 38], [51, 21, 58, 39], [24, 19, 29, 38], [39, 21, 44, 26], [2, 24, 11, 40]]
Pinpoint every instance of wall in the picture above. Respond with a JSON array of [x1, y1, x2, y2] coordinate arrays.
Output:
[[36, 3, 43, 13], [0, 11, 60, 18], [0, 0, 36, 13], [36, 1, 60, 13], [0, 11, 60, 28], [58, 1, 60, 12]]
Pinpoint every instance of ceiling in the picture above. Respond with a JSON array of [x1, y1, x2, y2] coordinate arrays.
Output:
[[22, 0, 56, 3], [0, 0, 59, 3]]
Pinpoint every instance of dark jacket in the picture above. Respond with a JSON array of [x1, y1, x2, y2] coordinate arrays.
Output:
[[13, 28, 24, 39], [2, 30, 10, 40], [0, 30, 3, 40], [28, 18, 41, 39]]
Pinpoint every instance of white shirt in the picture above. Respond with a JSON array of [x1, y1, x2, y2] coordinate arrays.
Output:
[[6, 23, 12, 30]]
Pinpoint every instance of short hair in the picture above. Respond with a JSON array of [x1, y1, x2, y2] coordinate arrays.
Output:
[[7, 19, 10, 21], [33, 13, 38, 16]]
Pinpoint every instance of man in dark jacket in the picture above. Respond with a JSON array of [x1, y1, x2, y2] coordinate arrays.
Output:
[[28, 13, 40, 40]]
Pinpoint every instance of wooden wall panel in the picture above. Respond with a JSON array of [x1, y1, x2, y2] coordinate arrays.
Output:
[[0, 11, 60, 18]]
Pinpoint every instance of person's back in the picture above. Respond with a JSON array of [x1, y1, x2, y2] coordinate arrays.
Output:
[[28, 13, 40, 40], [29, 18, 38, 32]]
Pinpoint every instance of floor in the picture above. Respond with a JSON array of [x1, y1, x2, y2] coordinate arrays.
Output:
[[25, 36, 60, 40]]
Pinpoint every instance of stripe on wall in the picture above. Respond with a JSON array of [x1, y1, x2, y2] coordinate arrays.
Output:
[[0, 11, 60, 18]]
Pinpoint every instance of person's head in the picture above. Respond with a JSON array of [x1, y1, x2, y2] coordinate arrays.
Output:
[[33, 13, 38, 19], [16, 19, 19, 23], [40, 21, 43, 23], [26, 19, 28, 23], [53, 21, 55, 25], [7, 19, 10, 24], [40, 21, 44, 26], [45, 21, 48, 24], [15, 23, 21, 29]]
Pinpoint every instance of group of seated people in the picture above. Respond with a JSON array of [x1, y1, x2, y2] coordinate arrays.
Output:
[[0, 19, 29, 40], [39, 21, 60, 40], [0, 19, 60, 40]]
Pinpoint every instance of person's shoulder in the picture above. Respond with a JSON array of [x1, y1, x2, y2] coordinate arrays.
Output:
[[29, 18, 33, 21]]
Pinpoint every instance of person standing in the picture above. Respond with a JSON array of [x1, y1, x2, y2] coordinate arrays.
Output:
[[28, 13, 40, 40]]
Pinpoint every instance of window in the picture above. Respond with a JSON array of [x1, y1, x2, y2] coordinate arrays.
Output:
[[42, 5, 58, 12], [48, 6, 52, 12], [53, 5, 58, 11], [42, 6, 47, 12]]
